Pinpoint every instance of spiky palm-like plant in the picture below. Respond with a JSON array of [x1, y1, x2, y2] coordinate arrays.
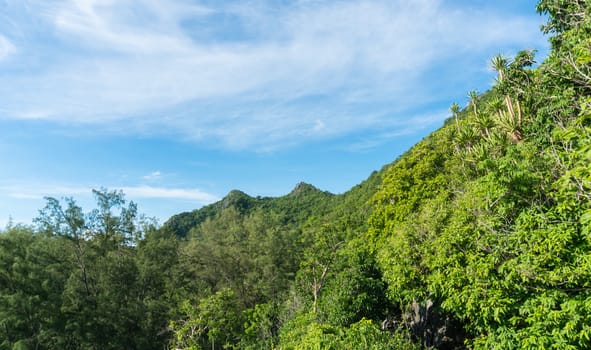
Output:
[[468, 90, 479, 116], [450, 102, 460, 132]]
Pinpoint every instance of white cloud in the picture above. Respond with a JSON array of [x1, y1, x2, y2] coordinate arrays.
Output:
[[120, 186, 218, 202], [0, 0, 547, 150], [0, 182, 218, 226], [51, 0, 208, 54], [2, 185, 89, 200], [1, 184, 218, 203], [142, 171, 162, 180], [347, 110, 449, 151], [0, 35, 16, 61]]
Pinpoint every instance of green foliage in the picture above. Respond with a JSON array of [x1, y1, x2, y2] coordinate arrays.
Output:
[[0, 226, 72, 349], [278, 314, 420, 350], [239, 302, 280, 350], [164, 169, 388, 348], [164, 183, 337, 239], [0, 190, 178, 350], [170, 288, 244, 350], [318, 240, 390, 327], [368, 2, 591, 348]]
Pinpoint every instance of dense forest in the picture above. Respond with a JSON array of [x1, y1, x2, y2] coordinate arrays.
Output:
[[1, 1, 591, 348]]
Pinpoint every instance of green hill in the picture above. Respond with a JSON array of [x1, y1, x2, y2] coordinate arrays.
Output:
[[164, 182, 339, 238]]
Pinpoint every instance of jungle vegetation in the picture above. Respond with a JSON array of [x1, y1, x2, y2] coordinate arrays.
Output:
[[1, 1, 590, 348]]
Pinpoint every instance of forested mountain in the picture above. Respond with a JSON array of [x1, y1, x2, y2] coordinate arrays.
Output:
[[164, 182, 339, 239], [1, 1, 591, 349]]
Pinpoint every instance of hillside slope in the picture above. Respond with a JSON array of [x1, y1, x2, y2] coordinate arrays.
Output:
[[166, 2, 591, 346], [367, 1, 591, 347]]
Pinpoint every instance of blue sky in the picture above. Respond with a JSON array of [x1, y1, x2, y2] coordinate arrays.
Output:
[[0, 0, 548, 227]]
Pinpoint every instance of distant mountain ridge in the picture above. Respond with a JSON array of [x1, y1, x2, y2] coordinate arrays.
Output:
[[164, 181, 339, 238]]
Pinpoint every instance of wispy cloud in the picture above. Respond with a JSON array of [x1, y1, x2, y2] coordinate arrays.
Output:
[[2, 185, 89, 200], [1, 184, 218, 204], [0, 0, 547, 150], [0, 35, 16, 61], [0, 180, 219, 226], [50, 0, 210, 54], [120, 186, 218, 202], [347, 110, 450, 152], [142, 171, 162, 181]]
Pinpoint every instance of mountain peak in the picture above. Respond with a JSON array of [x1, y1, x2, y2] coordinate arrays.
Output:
[[221, 189, 253, 210], [289, 182, 320, 196]]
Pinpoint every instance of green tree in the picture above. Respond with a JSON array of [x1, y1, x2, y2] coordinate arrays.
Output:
[[0, 226, 72, 349], [170, 288, 244, 350], [31, 189, 168, 350]]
